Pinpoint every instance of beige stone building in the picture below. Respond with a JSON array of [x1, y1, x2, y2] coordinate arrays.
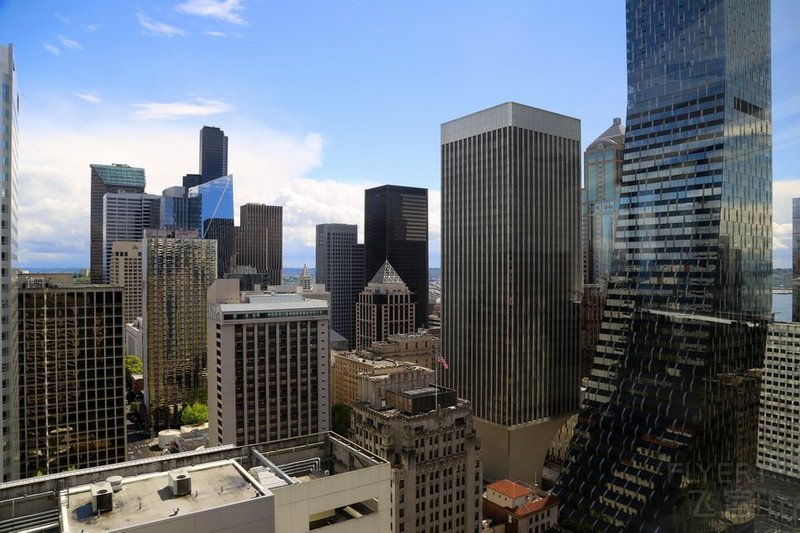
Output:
[[351, 367, 482, 532], [110, 240, 143, 325], [332, 332, 439, 408]]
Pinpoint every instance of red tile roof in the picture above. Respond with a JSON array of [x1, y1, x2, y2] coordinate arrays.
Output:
[[515, 495, 559, 516], [487, 479, 532, 500]]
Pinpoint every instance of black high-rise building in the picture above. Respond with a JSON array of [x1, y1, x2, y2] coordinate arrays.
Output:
[[199, 126, 228, 184], [237, 204, 282, 285], [364, 185, 428, 330], [555, 0, 772, 529]]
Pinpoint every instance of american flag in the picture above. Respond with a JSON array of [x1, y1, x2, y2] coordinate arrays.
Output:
[[436, 355, 449, 369]]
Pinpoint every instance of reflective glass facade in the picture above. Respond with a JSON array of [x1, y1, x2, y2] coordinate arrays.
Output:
[[160, 185, 201, 231], [142, 231, 217, 430], [188, 174, 234, 235], [18, 281, 126, 478], [556, 0, 772, 529], [0, 44, 18, 481]]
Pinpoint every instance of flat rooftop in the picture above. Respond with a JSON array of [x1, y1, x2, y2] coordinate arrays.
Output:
[[66, 460, 264, 532]]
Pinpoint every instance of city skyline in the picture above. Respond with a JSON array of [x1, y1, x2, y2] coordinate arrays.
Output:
[[2, 1, 799, 269]]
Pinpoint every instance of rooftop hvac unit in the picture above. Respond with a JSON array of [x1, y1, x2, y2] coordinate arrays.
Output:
[[169, 469, 192, 497], [91, 482, 113, 513]]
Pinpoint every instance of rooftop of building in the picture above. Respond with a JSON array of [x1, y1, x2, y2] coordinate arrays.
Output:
[[219, 293, 329, 313], [441, 102, 581, 144], [0, 432, 387, 532], [586, 117, 625, 151], [90, 163, 146, 188], [368, 260, 406, 285], [484, 479, 559, 518], [487, 479, 533, 500], [65, 460, 262, 532]]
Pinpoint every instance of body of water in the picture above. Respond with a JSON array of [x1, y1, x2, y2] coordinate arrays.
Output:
[[773, 291, 792, 322]]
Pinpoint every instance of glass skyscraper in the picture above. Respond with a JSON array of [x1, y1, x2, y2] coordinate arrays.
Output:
[[199, 126, 228, 184], [188, 174, 234, 236], [0, 43, 19, 481], [555, 0, 772, 530]]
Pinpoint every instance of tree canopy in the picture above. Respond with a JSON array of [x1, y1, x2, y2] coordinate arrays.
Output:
[[181, 402, 208, 425], [125, 355, 144, 375]]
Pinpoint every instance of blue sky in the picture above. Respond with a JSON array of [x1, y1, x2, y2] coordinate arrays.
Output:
[[1, 0, 799, 268]]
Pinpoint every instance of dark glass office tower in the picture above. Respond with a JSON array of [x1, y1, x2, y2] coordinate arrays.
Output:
[[199, 126, 228, 184], [238, 204, 282, 285], [90, 164, 146, 284], [364, 185, 428, 330], [555, 1, 772, 530], [316, 224, 365, 349], [441, 102, 581, 484]]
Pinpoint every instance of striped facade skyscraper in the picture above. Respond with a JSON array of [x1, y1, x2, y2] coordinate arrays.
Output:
[[441, 102, 581, 484], [555, 0, 772, 529]]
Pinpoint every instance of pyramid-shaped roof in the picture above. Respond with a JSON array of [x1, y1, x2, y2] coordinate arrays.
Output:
[[586, 117, 625, 151], [369, 260, 406, 285]]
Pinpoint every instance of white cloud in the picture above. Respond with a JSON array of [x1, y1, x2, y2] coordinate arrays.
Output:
[[774, 222, 791, 251], [73, 92, 101, 104], [131, 98, 233, 120], [42, 42, 61, 56], [176, 0, 246, 25], [204, 30, 226, 37], [84, 23, 100, 32], [136, 13, 187, 37], [57, 35, 83, 50]]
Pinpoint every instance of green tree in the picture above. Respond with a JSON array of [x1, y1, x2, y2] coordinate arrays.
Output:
[[331, 404, 352, 436], [180, 402, 208, 425], [125, 355, 144, 375]]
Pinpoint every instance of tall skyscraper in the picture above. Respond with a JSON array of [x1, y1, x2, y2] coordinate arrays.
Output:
[[238, 203, 282, 285], [441, 102, 581, 484], [582, 117, 624, 286], [756, 323, 800, 529], [102, 191, 160, 283], [199, 126, 228, 184], [18, 275, 126, 478], [110, 241, 144, 325], [364, 185, 428, 330], [356, 261, 415, 350], [142, 230, 217, 430], [316, 223, 365, 348], [0, 43, 19, 481], [207, 279, 330, 446], [90, 164, 146, 284], [555, 1, 772, 529], [792, 198, 800, 322], [580, 119, 625, 378]]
